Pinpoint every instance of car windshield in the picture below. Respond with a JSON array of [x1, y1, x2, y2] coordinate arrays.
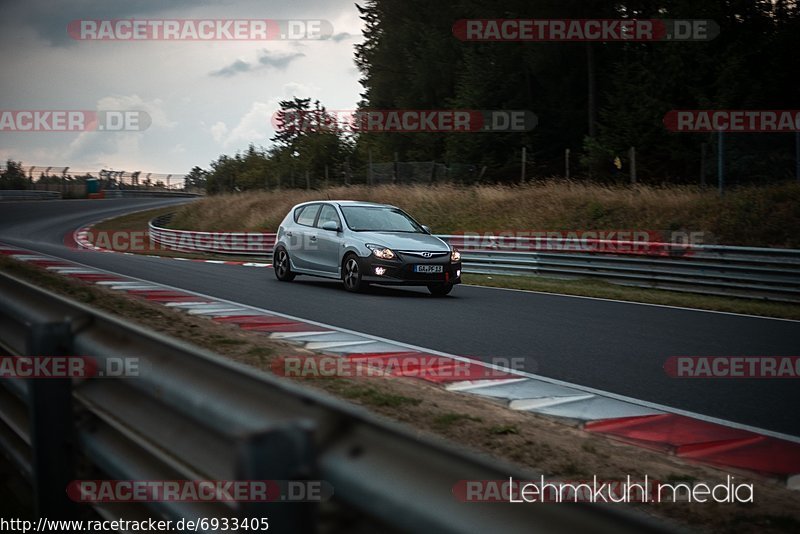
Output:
[[340, 206, 424, 233]]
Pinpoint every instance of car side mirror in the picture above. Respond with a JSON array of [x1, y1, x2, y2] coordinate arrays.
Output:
[[421, 225, 431, 234], [321, 221, 340, 232]]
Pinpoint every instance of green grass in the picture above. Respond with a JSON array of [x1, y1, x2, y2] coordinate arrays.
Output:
[[92, 206, 176, 232], [432, 413, 484, 428], [338, 385, 422, 408], [488, 424, 520, 435]]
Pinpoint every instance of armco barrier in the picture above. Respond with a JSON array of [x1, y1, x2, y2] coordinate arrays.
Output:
[[0, 190, 61, 200], [103, 189, 201, 199], [148, 215, 800, 302], [0, 270, 670, 533]]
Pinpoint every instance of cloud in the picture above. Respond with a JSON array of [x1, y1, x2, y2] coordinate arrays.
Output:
[[212, 82, 320, 149], [210, 121, 228, 143], [0, 0, 199, 47], [210, 50, 305, 78], [257, 50, 305, 69], [329, 32, 352, 42], [210, 59, 252, 77], [217, 101, 275, 149], [63, 94, 174, 164]]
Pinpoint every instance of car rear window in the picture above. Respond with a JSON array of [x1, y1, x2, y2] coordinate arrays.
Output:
[[295, 204, 321, 226]]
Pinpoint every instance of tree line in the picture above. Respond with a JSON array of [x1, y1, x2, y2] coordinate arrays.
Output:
[[198, 0, 799, 193]]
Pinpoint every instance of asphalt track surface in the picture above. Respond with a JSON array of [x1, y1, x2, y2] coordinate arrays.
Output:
[[1, 198, 798, 436]]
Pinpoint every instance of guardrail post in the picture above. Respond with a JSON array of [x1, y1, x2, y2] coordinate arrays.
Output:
[[26, 321, 78, 519], [717, 130, 725, 196], [235, 421, 317, 533]]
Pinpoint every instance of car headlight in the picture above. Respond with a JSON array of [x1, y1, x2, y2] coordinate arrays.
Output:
[[366, 244, 396, 260], [451, 248, 461, 262]]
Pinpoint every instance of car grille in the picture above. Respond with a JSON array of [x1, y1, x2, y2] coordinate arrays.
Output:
[[397, 251, 449, 259]]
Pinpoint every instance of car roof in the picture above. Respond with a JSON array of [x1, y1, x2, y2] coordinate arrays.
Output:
[[334, 200, 395, 208], [294, 200, 396, 209]]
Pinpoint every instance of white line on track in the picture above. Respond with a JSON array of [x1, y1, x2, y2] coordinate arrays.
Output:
[[462, 283, 800, 323]]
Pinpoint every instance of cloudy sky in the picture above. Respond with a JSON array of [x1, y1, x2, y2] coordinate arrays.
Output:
[[0, 0, 364, 174]]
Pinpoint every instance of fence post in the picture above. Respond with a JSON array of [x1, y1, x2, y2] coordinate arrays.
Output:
[[718, 130, 725, 196], [393, 152, 399, 184], [629, 146, 637, 184], [27, 321, 78, 519], [700, 142, 707, 187], [305, 170, 310, 190], [520, 147, 527, 182], [565, 148, 570, 179], [796, 131, 799, 182], [236, 422, 317, 532], [368, 148, 373, 185]]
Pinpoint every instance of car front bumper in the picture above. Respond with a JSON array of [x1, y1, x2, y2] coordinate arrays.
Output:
[[357, 254, 462, 286]]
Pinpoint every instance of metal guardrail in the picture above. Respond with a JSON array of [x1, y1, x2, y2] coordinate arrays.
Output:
[[103, 190, 201, 199], [0, 190, 199, 201], [148, 215, 800, 302], [0, 271, 669, 533], [149, 214, 276, 255], [0, 190, 61, 200]]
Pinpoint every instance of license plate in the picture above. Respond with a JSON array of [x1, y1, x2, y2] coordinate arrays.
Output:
[[414, 265, 443, 273]]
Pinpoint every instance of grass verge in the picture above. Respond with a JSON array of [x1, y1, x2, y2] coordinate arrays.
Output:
[[1, 254, 799, 532], [462, 274, 800, 320], [87, 206, 270, 262], [166, 182, 800, 248]]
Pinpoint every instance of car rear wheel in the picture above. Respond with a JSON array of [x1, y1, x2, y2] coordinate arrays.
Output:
[[342, 255, 368, 292], [274, 247, 296, 281], [428, 283, 453, 297]]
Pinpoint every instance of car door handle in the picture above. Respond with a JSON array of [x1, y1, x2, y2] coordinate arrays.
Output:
[[309, 235, 317, 241], [285, 231, 293, 237]]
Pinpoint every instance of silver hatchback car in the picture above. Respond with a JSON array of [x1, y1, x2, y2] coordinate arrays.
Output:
[[273, 201, 462, 295]]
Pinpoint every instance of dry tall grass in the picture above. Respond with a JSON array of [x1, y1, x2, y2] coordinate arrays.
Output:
[[168, 181, 800, 247]]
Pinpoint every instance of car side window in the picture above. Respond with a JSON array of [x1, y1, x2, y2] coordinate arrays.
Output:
[[316, 205, 341, 229], [295, 204, 320, 227]]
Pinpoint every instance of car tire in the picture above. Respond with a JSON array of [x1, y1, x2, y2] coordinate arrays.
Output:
[[342, 254, 368, 293], [274, 247, 296, 281], [428, 283, 453, 297]]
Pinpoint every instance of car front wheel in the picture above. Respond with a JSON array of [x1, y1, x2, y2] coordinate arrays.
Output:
[[342, 255, 368, 293], [428, 283, 453, 297], [274, 247, 296, 281]]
